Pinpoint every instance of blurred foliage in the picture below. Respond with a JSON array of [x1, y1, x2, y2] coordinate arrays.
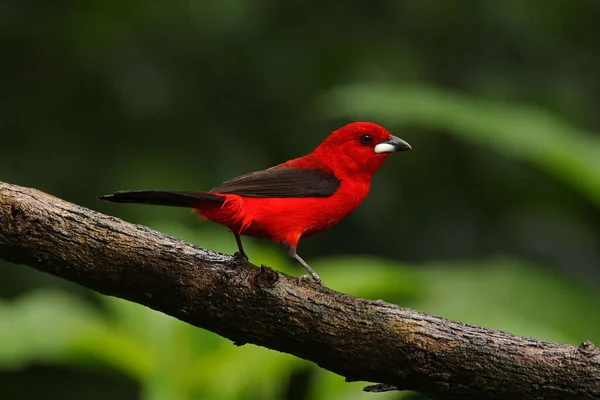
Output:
[[2, 0, 600, 399]]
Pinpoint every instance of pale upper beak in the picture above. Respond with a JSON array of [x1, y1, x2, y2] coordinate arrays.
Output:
[[374, 135, 412, 153]]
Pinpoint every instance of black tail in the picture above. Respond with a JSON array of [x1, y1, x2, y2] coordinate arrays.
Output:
[[99, 190, 224, 207]]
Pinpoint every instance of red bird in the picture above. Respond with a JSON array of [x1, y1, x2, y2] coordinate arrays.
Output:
[[100, 122, 410, 284]]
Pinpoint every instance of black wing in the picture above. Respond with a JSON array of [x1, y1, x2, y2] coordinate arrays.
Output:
[[211, 167, 340, 198]]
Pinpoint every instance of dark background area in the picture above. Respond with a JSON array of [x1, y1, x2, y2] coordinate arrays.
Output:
[[2, 1, 600, 399]]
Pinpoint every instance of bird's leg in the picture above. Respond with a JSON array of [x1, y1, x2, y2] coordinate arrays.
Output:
[[286, 245, 323, 285], [233, 233, 249, 261]]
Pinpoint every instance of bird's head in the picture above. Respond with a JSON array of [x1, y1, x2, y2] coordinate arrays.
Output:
[[314, 122, 411, 177]]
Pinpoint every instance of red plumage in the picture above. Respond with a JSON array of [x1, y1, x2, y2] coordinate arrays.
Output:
[[100, 122, 411, 284]]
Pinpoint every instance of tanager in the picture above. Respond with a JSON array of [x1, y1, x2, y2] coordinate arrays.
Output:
[[100, 122, 410, 284]]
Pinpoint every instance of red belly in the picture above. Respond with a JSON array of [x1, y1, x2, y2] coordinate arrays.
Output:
[[195, 189, 366, 247]]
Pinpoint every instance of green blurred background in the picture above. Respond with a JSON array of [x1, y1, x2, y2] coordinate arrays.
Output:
[[2, 1, 600, 399]]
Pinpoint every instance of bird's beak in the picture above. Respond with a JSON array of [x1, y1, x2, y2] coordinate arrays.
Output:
[[374, 135, 412, 153]]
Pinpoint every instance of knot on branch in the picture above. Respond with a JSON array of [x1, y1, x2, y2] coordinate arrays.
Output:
[[255, 264, 279, 288], [363, 383, 399, 392], [578, 340, 600, 360]]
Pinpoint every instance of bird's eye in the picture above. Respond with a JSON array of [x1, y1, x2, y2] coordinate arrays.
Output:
[[359, 134, 373, 145]]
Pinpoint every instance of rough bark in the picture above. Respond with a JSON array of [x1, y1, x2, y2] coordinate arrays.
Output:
[[0, 181, 599, 400]]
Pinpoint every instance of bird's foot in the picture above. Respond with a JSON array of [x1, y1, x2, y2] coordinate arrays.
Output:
[[299, 274, 325, 287], [233, 251, 249, 262]]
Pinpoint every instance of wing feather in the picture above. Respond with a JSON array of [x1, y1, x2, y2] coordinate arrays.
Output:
[[210, 167, 340, 198]]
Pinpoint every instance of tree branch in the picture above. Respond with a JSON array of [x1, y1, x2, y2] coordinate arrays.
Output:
[[1, 181, 599, 400]]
